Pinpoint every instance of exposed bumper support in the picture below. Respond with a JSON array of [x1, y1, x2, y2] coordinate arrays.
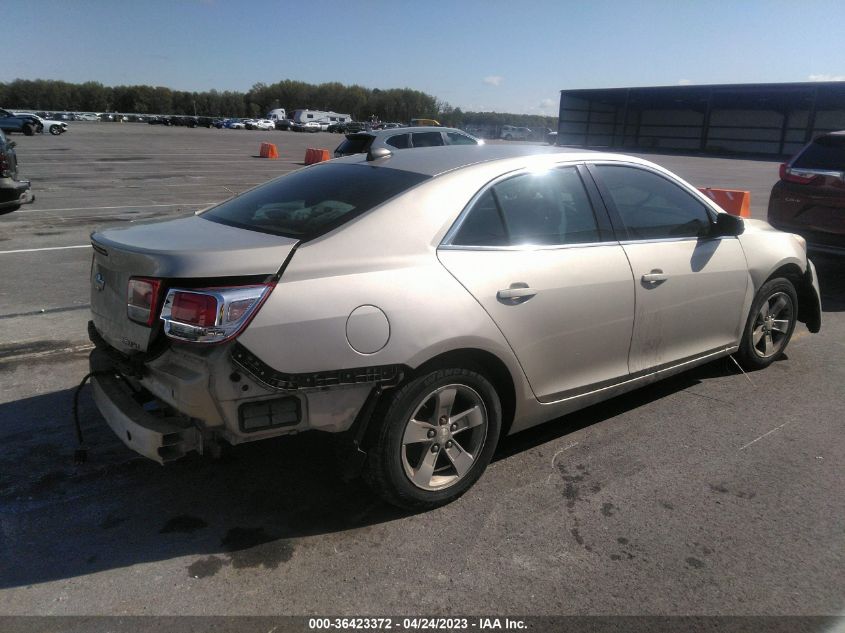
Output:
[[231, 342, 405, 391], [90, 350, 201, 463]]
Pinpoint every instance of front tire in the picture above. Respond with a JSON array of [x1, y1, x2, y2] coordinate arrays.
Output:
[[23, 123, 35, 136], [365, 367, 501, 510], [49, 124, 62, 135], [737, 277, 798, 370]]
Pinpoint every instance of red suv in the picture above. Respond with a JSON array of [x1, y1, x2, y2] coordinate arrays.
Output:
[[768, 132, 845, 255]]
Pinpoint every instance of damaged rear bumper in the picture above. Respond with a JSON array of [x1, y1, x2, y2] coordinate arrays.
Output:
[[90, 348, 201, 463]]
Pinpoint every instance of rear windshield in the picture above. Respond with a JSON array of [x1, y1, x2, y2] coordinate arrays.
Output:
[[793, 135, 845, 170], [201, 163, 429, 239], [336, 134, 374, 155]]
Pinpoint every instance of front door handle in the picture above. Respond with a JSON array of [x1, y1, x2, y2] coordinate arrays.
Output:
[[497, 284, 537, 304], [641, 269, 668, 284]]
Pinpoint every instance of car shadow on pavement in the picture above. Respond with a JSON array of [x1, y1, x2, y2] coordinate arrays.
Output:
[[494, 358, 736, 463], [0, 355, 748, 590], [0, 385, 408, 589], [812, 254, 845, 312]]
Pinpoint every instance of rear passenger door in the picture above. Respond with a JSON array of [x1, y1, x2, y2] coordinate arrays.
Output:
[[588, 163, 749, 374], [438, 165, 635, 402]]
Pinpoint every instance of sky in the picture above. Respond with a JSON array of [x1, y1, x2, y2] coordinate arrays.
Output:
[[4, 0, 845, 116]]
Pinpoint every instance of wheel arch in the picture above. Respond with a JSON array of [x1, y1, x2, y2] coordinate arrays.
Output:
[[763, 262, 821, 333], [407, 348, 518, 441]]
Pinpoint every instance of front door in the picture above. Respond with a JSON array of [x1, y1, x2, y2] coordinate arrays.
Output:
[[589, 164, 749, 374]]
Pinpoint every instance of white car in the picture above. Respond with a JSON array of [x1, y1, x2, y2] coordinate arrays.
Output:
[[500, 125, 531, 141], [250, 119, 276, 131], [13, 113, 68, 135]]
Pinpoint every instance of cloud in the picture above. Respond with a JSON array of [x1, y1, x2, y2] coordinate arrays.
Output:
[[483, 76, 504, 87], [808, 73, 845, 81], [678, 79, 693, 85]]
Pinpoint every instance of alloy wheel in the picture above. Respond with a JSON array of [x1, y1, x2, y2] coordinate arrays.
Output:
[[751, 291, 794, 358], [400, 384, 488, 491]]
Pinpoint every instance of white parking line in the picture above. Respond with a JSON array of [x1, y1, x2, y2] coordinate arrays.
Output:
[[0, 245, 91, 255], [738, 421, 793, 451]]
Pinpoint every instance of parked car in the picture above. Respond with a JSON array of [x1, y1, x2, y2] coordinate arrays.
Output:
[[227, 119, 246, 130], [546, 130, 558, 145], [334, 126, 482, 157], [85, 145, 821, 510], [0, 129, 34, 212], [14, 112, 68, 135], [500, 125, 532, 141], [275, 119, 293, 131], [344, 121, 370, 133], [295, 121, 321, 133], [0, 109, 43, 135], [247, 119, 276, 131], [326, 122, 347, 133], [768, 131, 845, 255]]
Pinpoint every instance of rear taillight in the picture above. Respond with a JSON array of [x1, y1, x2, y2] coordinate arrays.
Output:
[[780, 163, 819, 185], [160, 284, 274, 343], [171, 292, 218, 326], [127, 277, 162, 326]]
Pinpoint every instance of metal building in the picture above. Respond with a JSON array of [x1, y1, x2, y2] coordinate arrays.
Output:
[[557, 82, 845, 157]]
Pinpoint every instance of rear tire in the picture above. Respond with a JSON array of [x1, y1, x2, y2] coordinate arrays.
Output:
[[23, 123, 35, 136], [736, 277, 798, 370], [365, 367, 501, 510]]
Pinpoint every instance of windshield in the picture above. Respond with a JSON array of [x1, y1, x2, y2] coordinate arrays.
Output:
[[201, 163, 429, 239]]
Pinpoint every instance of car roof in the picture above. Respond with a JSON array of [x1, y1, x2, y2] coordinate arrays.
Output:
[[331, 144, 617, 177], [353, 126, 472, 138]]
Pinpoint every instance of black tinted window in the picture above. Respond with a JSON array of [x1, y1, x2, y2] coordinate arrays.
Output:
[[446, 132, 478, 146], [451, 167, 600, 246], [203, 164, 429, 239], [594, 165, 710, 240], [386, 134, 409, 149], [793, 135, 845, 170], [412, 132, 444, 147], [451, 190, 508, 246], [335, 134, 374, 155]]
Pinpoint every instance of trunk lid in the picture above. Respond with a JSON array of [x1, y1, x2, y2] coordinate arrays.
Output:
[[90, 215, 297, 354]]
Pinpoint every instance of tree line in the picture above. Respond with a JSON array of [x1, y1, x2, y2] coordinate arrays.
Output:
[[0, 78, 557, 129]]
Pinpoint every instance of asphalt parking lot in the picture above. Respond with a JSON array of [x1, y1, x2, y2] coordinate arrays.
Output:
[[0, 125, 842, 617]]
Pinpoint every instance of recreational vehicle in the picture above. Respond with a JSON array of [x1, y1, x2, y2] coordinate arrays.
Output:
[[292, 109, 353, 128]]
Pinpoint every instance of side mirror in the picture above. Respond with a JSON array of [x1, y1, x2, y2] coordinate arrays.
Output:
[[8, 141, 16, 149], [713, 212, 744, 237]]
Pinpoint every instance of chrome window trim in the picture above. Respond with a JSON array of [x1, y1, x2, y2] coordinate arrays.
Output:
[[438, 240, 615, 252], [617, 235, 737, 246], [441, 161, 596, 248]]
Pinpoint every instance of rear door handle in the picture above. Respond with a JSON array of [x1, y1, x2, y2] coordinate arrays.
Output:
[[641, 269, 668, 283], [497, 285, 537, 304]]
